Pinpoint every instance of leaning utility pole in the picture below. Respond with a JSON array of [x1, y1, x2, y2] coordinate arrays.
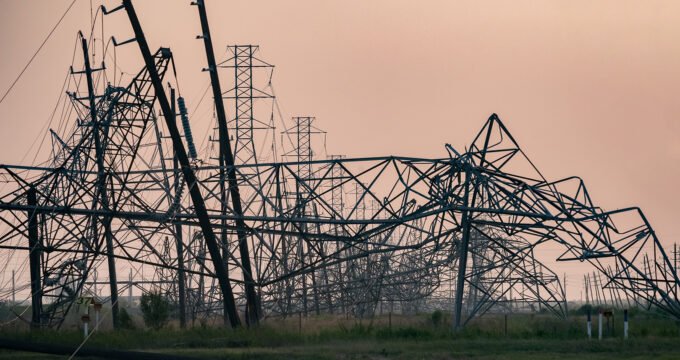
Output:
[[105, 0, 241, 328], [193, 0, 260, 326], [79, 34, 120, 329]]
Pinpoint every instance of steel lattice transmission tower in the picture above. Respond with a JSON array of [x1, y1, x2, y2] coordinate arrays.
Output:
[[221, 45, 274, 165]]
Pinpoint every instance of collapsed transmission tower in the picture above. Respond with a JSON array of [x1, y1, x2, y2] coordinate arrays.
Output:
[[0, 0, 678, 332]]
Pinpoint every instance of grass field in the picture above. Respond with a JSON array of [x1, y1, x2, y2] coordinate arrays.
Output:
[[1, 309, 679, 359]]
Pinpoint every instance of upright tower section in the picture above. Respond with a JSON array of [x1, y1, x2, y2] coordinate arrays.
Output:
[[221, 45, 274, 166], [280, 116, 326, 315], [283, 116, 326, 211], [294, 116, 313, 199]]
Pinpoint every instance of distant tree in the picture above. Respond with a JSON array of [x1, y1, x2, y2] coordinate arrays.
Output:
[[140, 291, 170, 330]]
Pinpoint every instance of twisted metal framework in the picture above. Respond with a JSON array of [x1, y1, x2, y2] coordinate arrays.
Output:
[[0, 0, 678, 331], [0, 46, 177, 328]]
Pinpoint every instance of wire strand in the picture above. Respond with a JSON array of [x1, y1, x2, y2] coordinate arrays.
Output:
[[0, 0, 78, 107]]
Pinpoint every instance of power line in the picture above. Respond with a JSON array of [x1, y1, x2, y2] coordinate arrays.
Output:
[[0, 0, 78, 107]]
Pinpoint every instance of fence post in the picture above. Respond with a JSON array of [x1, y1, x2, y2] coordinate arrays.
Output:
[[129, 268, 134, 305], [11, 270, 15, 305], [624, 309, 629, 340], [504, 314, 508, 337], [587, 309, 592, 340]]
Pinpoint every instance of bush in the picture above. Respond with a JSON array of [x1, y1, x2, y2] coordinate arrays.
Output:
[[118, 307, 136, 330], [140, 291, 170, 330], [574, 304, 593, 316], [431, 310, 444, 327], [376, 326, 433, 340]]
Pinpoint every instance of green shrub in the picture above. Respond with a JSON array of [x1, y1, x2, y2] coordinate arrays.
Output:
[[140, 291, 170, 330], [376, 326, 433, 340], [573, 304, 593, 316], [119, 307, 136, 330], [431, 310, 443, 327]]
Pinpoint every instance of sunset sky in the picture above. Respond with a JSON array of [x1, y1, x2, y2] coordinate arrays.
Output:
[[1, 0, 679, 299]]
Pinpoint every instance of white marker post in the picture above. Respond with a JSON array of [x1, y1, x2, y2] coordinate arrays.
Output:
[[81, 314, 90, 338], [623, 309, 629, 340], [598, 309, 603, 340], [78, 297, 92, 338], [93, 302, 102, 331], [587, 309, 592, 340]]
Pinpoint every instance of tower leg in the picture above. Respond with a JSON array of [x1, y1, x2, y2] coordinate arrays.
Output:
[[453, 168, 473, 331], [27, 187, 42, 329], [175, 224, 186, 329]]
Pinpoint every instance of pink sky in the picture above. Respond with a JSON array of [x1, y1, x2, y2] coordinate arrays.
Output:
[[1, 0, 679, 299]]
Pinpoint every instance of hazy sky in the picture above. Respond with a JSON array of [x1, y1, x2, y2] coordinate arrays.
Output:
[[1, 1, 680, 299]]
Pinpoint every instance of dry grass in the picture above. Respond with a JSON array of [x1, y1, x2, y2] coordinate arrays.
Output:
[[1, 310, 679, 359]]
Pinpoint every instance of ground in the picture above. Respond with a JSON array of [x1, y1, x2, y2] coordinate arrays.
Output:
[[1, 311, 679, 359], [162, 339, 680, 360]]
